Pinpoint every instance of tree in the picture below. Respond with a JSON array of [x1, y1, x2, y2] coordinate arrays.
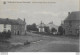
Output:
[[51, 28, 57, 33], [44, 26, 50, 33], [32, 23, 38, 31], [27, 23, 38, 32], [27, 25, 32, 31], [58, 26, 64, 35]]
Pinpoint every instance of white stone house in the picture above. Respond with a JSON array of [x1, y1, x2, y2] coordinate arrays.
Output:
[[37, 21, 58, 33], [46, 22, 58, 33], [0, 24, 11, 32], [37, 21, 46, 32]]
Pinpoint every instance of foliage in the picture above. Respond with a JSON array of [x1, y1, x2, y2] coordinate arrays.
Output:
[[44, 26, 50, 33], [58, 26, 65, 35], [27, 23, 38, 32], [51, 28, 57, 33], [0, 31, 11, 39]]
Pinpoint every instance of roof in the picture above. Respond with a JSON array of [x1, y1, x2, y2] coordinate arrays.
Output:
[[0, 18, 26, 25], [17, 18, 26, 25], [38, 22, 46, 28], [46, 22, 58, 30], [65, 11, 80, 21]]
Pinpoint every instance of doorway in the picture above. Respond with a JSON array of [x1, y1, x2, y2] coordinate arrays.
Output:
[[17, 31, 20, 35]]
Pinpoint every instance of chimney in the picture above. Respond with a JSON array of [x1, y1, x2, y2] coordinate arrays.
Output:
[[24, 18, 25, 22], [6, 18, 9, 20], [68, 12, 70, 16]]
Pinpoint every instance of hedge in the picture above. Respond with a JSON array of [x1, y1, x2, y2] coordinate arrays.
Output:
[[0, 31, 11, 39]]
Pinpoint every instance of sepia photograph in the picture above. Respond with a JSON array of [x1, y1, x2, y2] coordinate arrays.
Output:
[[0, 0, 80, 53]]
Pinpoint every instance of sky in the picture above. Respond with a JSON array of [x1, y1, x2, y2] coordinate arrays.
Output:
[[0, 0, 79, 26]]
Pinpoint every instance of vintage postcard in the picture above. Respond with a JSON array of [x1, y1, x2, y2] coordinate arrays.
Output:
[[0, 0, 80, 54]]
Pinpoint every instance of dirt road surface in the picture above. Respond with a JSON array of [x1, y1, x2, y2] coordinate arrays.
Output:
[[9, 32, 79, 52]]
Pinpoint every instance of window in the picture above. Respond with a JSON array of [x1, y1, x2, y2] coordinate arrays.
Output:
[[76, 29, 79, 35], [4, 24, 6, 28], [69, 21, 72, 27], [4, 29, 6, 32]]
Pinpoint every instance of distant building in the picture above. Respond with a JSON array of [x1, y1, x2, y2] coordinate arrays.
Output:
[[0, 18, 26, 35], [37, 21, 58, 33], [46, 21, 58, 32], [37, 21, 45, 32], [63, 11, 80, 36]]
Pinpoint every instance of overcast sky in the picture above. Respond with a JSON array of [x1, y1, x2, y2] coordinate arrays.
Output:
[[0, 0, 79, 26]]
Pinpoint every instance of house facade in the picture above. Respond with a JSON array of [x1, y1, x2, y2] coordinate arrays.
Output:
[[37, 21, 58, 33], [0, 18, 26, 35], [0, 24, 11, 32], [63, 11, 80, 36], [46, 22, 58, 33], [37, 21, 45, 32]]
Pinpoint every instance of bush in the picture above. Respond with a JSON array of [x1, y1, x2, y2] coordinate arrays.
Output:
[[51, 28, 57, 34], [44, 26, 50, 33], [0, 31, 11, 39], [58, 26, 65, 35]]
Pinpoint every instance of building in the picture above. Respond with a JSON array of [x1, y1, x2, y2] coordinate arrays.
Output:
[[37, 21, 58, 33], [63, 11, 80, 36], [46, 21, 58, 33], [37, 21, 46, 32], [0, 18, 26, 35]]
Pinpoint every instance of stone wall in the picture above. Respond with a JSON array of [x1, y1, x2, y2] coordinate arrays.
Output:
[[63, 20, 80, 36]]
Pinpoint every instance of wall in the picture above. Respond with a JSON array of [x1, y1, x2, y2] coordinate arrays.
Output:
[[11, 24, 26, 35], [63, 20, 80, 35], [0, 24, 4, 32], [0, 24, 11, 32], [39, 28, 44, 32]]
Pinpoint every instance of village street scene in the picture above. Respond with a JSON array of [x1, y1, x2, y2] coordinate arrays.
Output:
[[0, 0, 80, 52]]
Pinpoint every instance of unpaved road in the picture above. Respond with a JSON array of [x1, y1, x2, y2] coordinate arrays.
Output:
[[9, 33, 79, 52]]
